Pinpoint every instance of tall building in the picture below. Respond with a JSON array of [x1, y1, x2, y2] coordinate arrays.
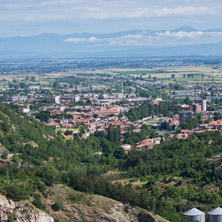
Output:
[[117, 81, 124, 99], [71, 95, 80, 104], [51, 96, 60, 104], [179, 111, 193, 123], [192, 104, 202, 113], [117, 93, 123, 99], [202, 100, 207, 112], [194, 98, 202, 105]]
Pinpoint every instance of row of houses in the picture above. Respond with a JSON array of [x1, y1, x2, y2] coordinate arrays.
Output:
[[41, 105, 142, 136], [121, 137, 162, 153]]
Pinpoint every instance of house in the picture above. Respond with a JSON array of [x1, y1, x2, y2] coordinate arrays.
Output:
[[209, 120, 222, 129], [192, 128, 202, 133], [176, 133, 190, 139], [19, 107, 30, 113], [47, 123, 60, 128], [136, 142, 154, 151], [180, 129, 191, 135], [152, 137, 161, 145], [98, 109, 119, 116], [121, 144, 132, 153], [167, 134, 175, 140], [62, 123, 74, 128], [50, 110, 61, 116], [136, 137, 161, 151]]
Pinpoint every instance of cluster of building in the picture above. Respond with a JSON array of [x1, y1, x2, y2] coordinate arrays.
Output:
[[45, 105, 131, 134], [6, 77, 222, 155], [121, 137, 162, 153], [6, 89, 221, 153], [178, 99, 207, 123]]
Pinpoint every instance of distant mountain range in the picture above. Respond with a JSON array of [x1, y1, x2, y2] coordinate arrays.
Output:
[[1, 27, 222, 57]]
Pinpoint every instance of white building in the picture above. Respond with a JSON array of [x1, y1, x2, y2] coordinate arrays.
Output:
[[52, 96, 60, 104], [19, 107, 30, 113], [202, 100, 207, 112], [117, 93, 124, 99], [71, 95, 80, 104]]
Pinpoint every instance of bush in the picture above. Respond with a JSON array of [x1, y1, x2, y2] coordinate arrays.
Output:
[[6, 184, 30, 201], [69, 192, 84, 203], [52, 200, 63, 211], [8, 214, 14, 222], [1, 151, 8, 160], [129, 178, 137, 183], [32, 195, 46, 210]]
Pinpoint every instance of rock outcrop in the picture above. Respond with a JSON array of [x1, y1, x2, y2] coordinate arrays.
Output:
[[0, 184, 169, 222], [49, 185, 169, 222], [0, 194, 54, 222], [55, 201, 168, 222]]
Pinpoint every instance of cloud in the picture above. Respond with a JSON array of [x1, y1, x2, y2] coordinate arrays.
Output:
[[157, 31, 204, 39], [0, 0, 215, 22], [67, 6, 214, 20], [153, 6, 213, 17], [64, 31, 222, 47], [64, 37, 100, 43], [0, 0, 221, 37]]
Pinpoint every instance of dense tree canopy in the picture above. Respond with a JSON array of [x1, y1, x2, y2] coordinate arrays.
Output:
[[0, 103, 222, 222]]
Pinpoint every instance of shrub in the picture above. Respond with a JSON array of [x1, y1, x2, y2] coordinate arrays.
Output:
[[69, 192, 84, 203], [32, 196, 46, 210], [52, 200, 63, 211]]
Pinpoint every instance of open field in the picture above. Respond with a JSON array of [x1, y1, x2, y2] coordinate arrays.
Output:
[[87, 66, 222, 84], [1, 65, 222, 90]]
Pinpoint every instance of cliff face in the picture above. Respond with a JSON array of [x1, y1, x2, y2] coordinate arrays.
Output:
[[0, 194, 54, 222], [49, 185, 169, 222], [0, 184, 169, 222], [57, 202, 169, 222]]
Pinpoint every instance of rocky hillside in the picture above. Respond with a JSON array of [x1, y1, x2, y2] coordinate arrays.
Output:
[[0, 194, 54, 222], [0, 104, 171, 221], [0, 184, 168, 222], [45, 184, 169, 222]]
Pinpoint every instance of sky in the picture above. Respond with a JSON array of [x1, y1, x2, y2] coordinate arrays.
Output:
[[0, 0, 222, 41]]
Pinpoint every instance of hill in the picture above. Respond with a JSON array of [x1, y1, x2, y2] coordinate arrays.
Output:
[[1, 103, 222, 221], [0, 103, 169, 221], [0, 184, 168, 222]]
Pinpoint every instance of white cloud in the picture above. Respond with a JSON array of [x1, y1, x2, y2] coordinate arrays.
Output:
[[153, 6, 213, 17], [68, 6, 214, 20], [0, 0, 221, 37], [64, 31, 222, 47], [64, 36, 100, 43], [88, 37, 99, 42], [64, 38, 88, 43], [0, 0, 215, 22], [157, 31, 204, 39]]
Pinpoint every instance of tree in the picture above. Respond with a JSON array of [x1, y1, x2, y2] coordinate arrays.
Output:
[[52, 200, 63, 211], [1, 151, 8, 159], [53, 81, 59, 89], [184, 96, 190, 105], [19, 82, 26, 89]]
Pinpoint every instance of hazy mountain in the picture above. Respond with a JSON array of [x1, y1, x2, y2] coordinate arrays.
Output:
[[0, 27, 222, 57], [170, 26, 198, 32]]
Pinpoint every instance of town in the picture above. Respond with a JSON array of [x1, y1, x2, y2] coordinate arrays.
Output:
[[1, 58, 222, 154]]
